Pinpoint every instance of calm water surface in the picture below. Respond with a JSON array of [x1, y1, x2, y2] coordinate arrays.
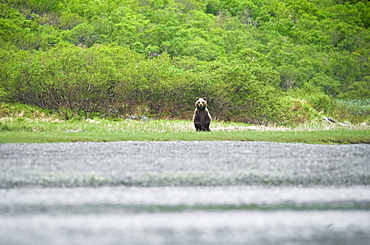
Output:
[[1, 186, 369, 245]]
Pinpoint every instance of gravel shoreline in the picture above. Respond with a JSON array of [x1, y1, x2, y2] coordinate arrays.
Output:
[[1, 141, 369, 188]]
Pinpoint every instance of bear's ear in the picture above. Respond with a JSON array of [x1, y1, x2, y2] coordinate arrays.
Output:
[[196, 97, 199, 101], [203, 97, 207, 101]]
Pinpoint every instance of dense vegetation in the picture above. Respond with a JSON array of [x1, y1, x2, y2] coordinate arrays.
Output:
[[1, 102, 369, 144], [1, 0, 369, 124]]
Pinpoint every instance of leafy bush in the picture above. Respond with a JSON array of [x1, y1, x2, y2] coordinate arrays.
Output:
[[287, 82, 332, 113], [278, 96, 319, 125], [208, 60, 282, 123]]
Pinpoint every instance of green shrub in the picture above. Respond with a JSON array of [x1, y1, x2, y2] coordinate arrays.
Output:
[[279, 96, 319, 125], [287, 82, 332, 113]]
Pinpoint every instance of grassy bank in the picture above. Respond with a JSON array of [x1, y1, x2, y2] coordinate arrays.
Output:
[[1, 117, 369, 144]]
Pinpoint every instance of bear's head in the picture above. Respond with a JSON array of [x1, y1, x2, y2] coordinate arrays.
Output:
[[195, 97, 207, 109]]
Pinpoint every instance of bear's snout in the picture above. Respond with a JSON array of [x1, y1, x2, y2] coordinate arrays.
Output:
[[197, 102, 205, 108]]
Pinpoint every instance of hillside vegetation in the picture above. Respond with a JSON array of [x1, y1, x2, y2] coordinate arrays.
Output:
[[1, 0, 369, 124]]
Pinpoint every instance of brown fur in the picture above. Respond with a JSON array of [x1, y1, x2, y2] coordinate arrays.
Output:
[[193, 97, 212, 131]]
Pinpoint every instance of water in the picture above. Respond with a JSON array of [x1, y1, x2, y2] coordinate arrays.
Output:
[[1, 186, 369, 244], [1, 186, 370, 209], [1, 141, 369, 244], [2, 211, 369, 245]]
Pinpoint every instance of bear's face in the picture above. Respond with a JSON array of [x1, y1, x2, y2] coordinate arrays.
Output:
[[195, 97, 207, 109]]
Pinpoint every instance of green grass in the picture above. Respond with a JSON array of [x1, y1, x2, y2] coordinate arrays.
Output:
[[0, 118, 369, 144]]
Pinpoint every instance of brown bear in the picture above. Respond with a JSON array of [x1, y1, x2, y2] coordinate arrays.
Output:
[[193, 97, 212, 131]]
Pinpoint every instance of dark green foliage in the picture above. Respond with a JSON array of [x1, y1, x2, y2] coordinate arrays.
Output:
[[1, 0, 369, 123]]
